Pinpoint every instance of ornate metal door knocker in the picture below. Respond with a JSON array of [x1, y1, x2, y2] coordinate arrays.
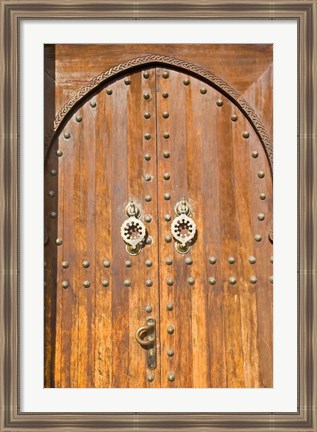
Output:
[[120, 202, 146, 255], [171, 199, 197, 254]]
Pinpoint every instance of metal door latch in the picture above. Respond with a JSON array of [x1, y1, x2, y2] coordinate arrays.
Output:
[[135, 317, 156, 370]]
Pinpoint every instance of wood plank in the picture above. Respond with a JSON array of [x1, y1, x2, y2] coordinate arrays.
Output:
[[94, 84, 113, 388]]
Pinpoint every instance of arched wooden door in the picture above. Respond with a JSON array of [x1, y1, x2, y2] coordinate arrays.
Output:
[[45, 59, 273, 388]]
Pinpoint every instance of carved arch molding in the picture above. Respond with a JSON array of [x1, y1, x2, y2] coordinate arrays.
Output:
[[44, 54, 273, 173]]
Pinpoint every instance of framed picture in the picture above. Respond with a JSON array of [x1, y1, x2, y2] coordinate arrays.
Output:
[[1, 1, 316, 431]]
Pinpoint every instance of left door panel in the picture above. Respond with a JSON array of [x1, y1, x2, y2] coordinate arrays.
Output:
[[45, 69, 160, 388]]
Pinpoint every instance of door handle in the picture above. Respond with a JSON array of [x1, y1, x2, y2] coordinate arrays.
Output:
[[120, 201, 146, 255], [171, 199, 197, 254], [135, 318, 156, 370]]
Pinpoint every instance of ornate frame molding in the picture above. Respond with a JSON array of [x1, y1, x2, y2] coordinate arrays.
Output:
[[1, 1, 316, 431], [44, 54, 273, 172]]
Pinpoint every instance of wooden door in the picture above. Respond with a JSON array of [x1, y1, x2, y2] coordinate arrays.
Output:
[[44, 50, 273, 388]]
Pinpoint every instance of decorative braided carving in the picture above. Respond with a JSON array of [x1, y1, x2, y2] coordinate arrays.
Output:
[[44, 54, 273, 172], [238, 97, 273, 169]]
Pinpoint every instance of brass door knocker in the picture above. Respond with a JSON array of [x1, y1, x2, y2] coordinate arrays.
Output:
[[171, 199, 197, 254]]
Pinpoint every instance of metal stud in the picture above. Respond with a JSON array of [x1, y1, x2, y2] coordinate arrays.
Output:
[[143, 92, 150, 100], [260, 193, 266, 200], [167, 277, 174, 286], [106, 89, 113, 95], [102, 279, 109, 287], [144, 174, 152, 182], [162, 71, 169, 79], [255, 234, 262, 242], [62, 281, 69, 289], [167, 303, 174, 311], [145, 305, 152, 313], [183, 78, 190, 86], [251, 151, 258, 158], [124, 279, 131, 287], [103, 260, 111, 268], [82, 260, 90, 268], [143, 71, 150, 79], [145, 215, 152, 223], [257, 171, 265, 178], [64, 132, 70, 139], [231, 114, 238, 122], [162, 92, 169, 98], [249, 256, 256, 264], [50, 211, 57, 218], [209, 256, 217, 264], [125, 260, 132, 267], [50, 168, 57, 176], [250, 276, 257, 284], [147, 374, 154, 382], [166, 258, 173, 265], [242, 131, 250, 138], [56, 149, 63, 157], [228, 257, 235, 264], [145, 195, 152, 202], [228, 277, 237, 285], [164, 214, 171, 222], [167, 349, 174, 357], [269, 276, 273, 284], [146, 279, 153, 287], [162, 112, 169, 118], [163, 132, 170, 139], [216, 99, 223, 106], [76, 115, 82, 122], [44, 261, 47, 267], [90, 101, 97, 108], [48, 190, 56, 198], [124, 78, 131, 85], [144, 112, 151, 119], [163, 150, 170, 159], [167, 325, 175, 334], [83, 280, 90, 288], [56, 238, 63, 246], [164, 193, 171, 200], [270, 256, 273, 263], [200, 88, 207, 94], [163, 172, 170, 180], [145, 259, 152, 267], [208, 277, 216, 285], [168, 373, 175, 382], [146, 236, 152, 245], [187, 277, 195, 285], [258, 213, 265, 221], [185, 257, 193, 265], [165, 235, 172, 243], [144, 133, 151, 140]]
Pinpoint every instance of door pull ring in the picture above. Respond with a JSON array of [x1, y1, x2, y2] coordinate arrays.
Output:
[[135, 318, 156, 370]]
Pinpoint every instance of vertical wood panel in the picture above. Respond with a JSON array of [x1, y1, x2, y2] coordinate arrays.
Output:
[[202, 91, 227, 389], [110, 79, 130, 388], [186, 76, 209, 388], [94, 90, 113, 387], [231, 113, 260, 388]]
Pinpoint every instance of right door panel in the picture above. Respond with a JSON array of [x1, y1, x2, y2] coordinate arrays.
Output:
[[156, 67, 273, 388]]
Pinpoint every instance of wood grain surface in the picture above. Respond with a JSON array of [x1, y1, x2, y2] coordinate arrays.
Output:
[[45, 47, 273, 388], [1, 0, 316, 430]]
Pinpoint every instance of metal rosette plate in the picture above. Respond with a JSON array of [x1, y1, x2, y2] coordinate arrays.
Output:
[[171, 213, 197, 254], [120, 216, 146, 255]]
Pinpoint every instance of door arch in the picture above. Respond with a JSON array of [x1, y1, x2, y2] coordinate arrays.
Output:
[[44, 57, 273, 388]]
